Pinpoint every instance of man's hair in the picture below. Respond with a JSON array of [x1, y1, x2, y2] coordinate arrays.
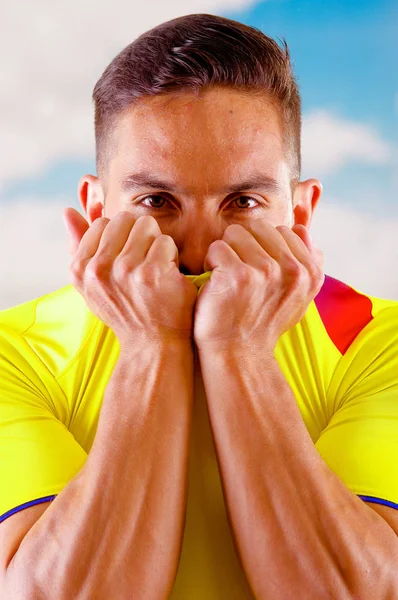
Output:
[[93, 13, 301, 193]]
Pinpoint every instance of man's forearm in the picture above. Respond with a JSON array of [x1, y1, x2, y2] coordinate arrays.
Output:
[[5, 339, 194, 600], [197, 344, 398, 599]]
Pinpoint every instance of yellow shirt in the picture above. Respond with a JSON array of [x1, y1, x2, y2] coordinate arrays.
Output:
[[1, 272, 397, 599]]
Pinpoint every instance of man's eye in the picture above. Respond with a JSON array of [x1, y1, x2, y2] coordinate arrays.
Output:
[[138, 195, 167, 209], [232, 196, 262, 211], [137, 195, 262, 212]]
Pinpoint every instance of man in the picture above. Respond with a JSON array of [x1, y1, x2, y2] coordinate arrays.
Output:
[[0, 12, 397, 600]]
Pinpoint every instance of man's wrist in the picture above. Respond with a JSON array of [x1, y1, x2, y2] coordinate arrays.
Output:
[[119, 334, 194, 357], [195, 337, 276, 360]]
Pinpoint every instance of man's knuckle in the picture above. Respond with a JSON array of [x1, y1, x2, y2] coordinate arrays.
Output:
[[235, 265, 251, 283], [264, 259, 279, 277], [141, 261, 159, 277], [312, 265, 325, 288], [87, 258, 110, 279], [69, 260, 83, 280], [310, 263, 322, 280], [135, 261, 160, 284], [284, 258, 301, 276], [113, 257, 133, 278]]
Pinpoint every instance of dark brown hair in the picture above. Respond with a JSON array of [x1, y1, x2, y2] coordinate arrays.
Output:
[[93, 13, 301, 192]]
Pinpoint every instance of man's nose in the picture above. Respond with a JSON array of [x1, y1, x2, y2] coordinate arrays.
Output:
[[177, 226, 222, 276], [179, 265, 193, 275], [178, 251, 209, 276]]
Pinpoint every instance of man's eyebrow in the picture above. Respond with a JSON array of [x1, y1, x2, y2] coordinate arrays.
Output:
[[120, 172, 179, 193], [120, 171, 283, 195]]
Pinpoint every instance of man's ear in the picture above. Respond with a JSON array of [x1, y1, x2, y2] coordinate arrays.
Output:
[[77, 174, 105, 225], [291, 178, 322, 229]]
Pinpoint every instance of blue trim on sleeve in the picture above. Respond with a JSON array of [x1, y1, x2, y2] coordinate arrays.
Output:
[[0, 495, 58, 524], [358, 495, 398, 510]]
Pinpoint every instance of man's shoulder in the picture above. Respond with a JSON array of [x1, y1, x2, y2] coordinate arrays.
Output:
[[0, 284, 73, 331], [314, 273, 398, 318], [312, 273, 398, 356], [0, 284, 101, 378]]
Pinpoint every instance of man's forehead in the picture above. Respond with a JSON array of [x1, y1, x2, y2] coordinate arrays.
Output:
[[117, 91, 282, 145], [114, 118, 284, 174], [117, 118, 280, 149], [112, 91, 287, 186]]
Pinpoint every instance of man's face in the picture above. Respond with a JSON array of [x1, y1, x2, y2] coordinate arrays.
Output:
[[80, 87, 321, 276]]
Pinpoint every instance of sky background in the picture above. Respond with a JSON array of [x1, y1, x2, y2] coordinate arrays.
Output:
[[1, 0, 397, 310]]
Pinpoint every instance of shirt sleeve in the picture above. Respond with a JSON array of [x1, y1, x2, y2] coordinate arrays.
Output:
[[315, 305, 398, 510], [0, 330, 88, 523]]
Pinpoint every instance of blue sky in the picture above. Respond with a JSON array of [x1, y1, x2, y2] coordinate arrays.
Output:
[[233, 0, 397, 134]]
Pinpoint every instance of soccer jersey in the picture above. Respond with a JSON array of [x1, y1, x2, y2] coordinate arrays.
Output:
[[0, 272, 397, 599]]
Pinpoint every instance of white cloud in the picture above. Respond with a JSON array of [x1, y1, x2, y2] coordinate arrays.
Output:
[[302, 110, 395, 176], [0, 198, 72, 310], [309, 198, 398, 301], [0, 0, 258, 190], [0, 196, 397, 311]]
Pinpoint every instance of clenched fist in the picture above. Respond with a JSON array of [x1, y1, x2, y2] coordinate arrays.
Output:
[[63, 208, 198, 349]]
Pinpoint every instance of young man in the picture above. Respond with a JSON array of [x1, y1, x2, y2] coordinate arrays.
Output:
[[1, 13, 397, 600]]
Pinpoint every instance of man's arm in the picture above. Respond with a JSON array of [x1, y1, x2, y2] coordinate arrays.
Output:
[[197, 344, 398, 600], [4, 339, 194, 600]]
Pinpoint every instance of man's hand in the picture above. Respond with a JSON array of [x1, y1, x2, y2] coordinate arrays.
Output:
[[63, 208, 198, 348], [193, 219, 325, 352]]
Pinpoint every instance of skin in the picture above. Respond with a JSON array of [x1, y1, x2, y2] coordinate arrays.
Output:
[[77, 87, 322, 273]]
